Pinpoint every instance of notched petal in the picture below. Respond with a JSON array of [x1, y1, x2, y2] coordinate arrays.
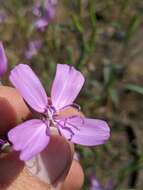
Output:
[[51, 64, 85, 110], [8, 119, 50, 161], [58, 116, 110, 146], [9, 64, 48, 113]]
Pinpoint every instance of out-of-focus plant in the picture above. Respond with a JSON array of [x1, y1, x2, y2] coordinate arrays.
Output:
[[102, 62, 125, 107], [124, 84, 143, 95]]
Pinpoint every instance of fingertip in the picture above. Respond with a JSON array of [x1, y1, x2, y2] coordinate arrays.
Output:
[[26, 133, 74, 187], [0, 151, 50, 190], [0, 151, 24, 188], [62, 160, 84, 190], [0, 86, 31, 136]]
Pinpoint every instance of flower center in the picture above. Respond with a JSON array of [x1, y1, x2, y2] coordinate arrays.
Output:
[[42, 103, 82, 140], [42, 105, 56, 127]]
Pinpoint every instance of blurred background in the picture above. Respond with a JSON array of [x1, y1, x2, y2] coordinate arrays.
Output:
[[0, 0, 143, 189]]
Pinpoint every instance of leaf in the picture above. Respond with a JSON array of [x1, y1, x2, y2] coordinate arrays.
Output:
[[109, 88, 119, 107], [71, 14, 83, 33], [125, 15, 141, 43], [89, 1, 96, 29], [103, 63, 112, 86], [124, 84, 143, 95]]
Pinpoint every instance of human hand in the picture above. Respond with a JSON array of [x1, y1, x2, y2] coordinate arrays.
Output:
[[0, 86, 84, 190]]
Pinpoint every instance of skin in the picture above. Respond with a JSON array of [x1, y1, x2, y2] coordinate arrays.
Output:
[[0, 86, 84, 190]]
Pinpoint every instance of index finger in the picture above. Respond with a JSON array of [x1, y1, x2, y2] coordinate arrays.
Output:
[[0, 86, 31, 137]]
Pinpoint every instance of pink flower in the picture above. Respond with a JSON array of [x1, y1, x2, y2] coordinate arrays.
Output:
[[25, 40, 42, 59], [0, 42, 7, 77], [8, 64, 110, 161], [90, 176, 114, 190], [0, 11, 7, 24], [90, 176, 102, 190], [33, 0, 57, 31]]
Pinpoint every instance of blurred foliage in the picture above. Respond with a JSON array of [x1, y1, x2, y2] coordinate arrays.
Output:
[[0, 0, 143, 189]]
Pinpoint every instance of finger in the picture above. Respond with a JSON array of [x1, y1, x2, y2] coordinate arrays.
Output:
[[62, 160, 84, 190], [0, 151, 24, 189], [0, 133, 74, 190], [0, 151, 84, 190], [26, 132, 74, 188], [0, 151, 50, 190], [0, 86, 31, 136]]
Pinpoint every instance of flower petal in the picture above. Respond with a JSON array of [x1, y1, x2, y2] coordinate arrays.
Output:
[[51, 64, 85, 110], [0, 42, 7, 77], [9, 64, 48, 113], [90, 176, 102, 190], [25, 40, 42, 59], [35, 19, 48, 31], [8, 119, 50, 161], [57, 116, 110, 146]]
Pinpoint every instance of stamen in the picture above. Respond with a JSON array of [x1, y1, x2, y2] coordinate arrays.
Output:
[[71, 103, 81, 111], [59, 115, 85, 130], [47, 105, 56, 113], [55, 120, 74, 140], [58, 103, 81, 112], [42, 105, 56, 128]]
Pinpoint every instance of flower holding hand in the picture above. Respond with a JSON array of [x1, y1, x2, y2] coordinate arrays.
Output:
[[0, 44, 85, 189]]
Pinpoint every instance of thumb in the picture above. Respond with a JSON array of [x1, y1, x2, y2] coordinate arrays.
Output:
[[0, 132, 74, 190], [0, 151, 50, 190], [26, 132, 74, 188]]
